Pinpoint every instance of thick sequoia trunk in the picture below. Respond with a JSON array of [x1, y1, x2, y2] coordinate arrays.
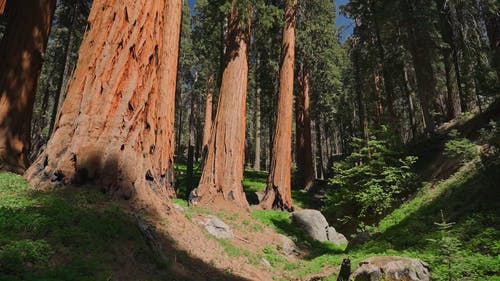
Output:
[[295, 66, 314, 191], [0, 0, 56, 173], [192, 3, 251, 209], [201, 73, 214, 153], [261, 0, 296, 211], [26, 0, 181, 209], [0, 0, 5, 15]]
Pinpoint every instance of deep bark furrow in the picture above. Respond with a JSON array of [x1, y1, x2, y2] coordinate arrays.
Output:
[[26, 0, 181, 211]]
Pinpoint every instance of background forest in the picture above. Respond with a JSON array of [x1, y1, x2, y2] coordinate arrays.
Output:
[[0, 0, 499, 280]]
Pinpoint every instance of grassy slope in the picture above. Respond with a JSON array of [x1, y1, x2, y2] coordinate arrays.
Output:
[[0, 173, 251, 281], [1, 149, 498, 280], [0, 173, 170, 281], [249, 155, 499, 280]]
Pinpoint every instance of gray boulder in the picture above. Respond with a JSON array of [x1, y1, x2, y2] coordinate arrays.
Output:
[[292, 209, 330, 241], [292, 209, 348, 246], [277, 234, 300, 256], [200, 215, 234, 239], [327, 226, 348, 246], [352, 256, 430, 281]]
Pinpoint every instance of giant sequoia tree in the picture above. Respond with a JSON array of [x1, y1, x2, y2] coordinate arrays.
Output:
[[26, 0, 181, 210], [0, 0, 56, 173], [192, 1, 252, 209], [261, 0, 297, 211]]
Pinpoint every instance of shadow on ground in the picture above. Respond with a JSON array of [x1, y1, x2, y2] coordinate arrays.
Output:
[[0, 173, 249, 281]]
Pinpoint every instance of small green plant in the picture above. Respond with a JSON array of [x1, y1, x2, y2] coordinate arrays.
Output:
[[427, 211, 461, 281], [324, 128, 419, 231], [444, 130, 479, 163]]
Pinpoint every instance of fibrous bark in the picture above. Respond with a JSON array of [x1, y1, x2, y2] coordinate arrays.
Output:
[[0, 0, 5, 15], [26, 0, 181, 210], [295, 65, 314, 191], [201, 73, 214, 153], [192, 2, 251, 209], [261, 0, 296, 211], [0, 0, 56, 173]]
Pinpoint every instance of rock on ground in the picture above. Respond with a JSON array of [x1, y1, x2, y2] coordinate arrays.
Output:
[[277, 234, 300, 256], [291, 209, 348, 246], [198, 215, 234, 239], [351, 256, 430, 281]]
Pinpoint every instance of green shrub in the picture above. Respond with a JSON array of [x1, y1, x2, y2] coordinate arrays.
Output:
[[444, 130, 479, 163], [324, 128, 419, 232]]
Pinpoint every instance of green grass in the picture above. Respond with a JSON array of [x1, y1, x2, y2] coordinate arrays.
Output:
[[247, 155, 500, 280], [0, 172, 170, 281], [251, 209, 346, 256], [351, 156, 500, 280]]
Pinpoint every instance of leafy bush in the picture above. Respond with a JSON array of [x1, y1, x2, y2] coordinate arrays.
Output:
[[324, 128, 419, 232], [444, 130, 479, 163]]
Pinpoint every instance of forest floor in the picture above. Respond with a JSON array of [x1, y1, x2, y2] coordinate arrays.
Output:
[[0, 111, 499, 280]]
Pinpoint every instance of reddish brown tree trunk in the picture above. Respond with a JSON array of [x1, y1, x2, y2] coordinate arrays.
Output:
[[201, 73, 214, 152], [192, 3, 251, 209], [295, 66, 314, 191], [261, 0, 296, 211], [0, 0, 56, 173], [26, 0, 181, 210], [0, 0, 5, 15]]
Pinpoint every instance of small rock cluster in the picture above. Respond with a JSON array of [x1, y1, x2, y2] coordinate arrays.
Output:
[[198, 215, 234, 239], [291, 209, 348, 246]]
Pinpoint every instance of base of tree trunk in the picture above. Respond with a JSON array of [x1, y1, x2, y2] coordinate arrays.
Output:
[[260, 185, 294, 211]]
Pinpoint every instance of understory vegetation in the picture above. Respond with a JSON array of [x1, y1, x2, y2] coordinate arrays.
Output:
[[2, 128, 497, 280], [324, 127, 420, 233]]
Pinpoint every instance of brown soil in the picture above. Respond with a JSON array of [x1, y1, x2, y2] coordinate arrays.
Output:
[[141, 201, 303, 281]]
